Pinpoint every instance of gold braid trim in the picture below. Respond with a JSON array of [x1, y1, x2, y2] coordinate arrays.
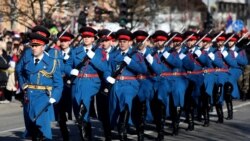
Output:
[[39, 59, 57, 78]]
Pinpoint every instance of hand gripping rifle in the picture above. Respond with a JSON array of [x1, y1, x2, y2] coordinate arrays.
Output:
[[103, 34, 151, 94], [45, 24, 71, 52], [68, 31, 113, 84]]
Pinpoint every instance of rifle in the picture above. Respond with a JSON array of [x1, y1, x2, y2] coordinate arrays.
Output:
[[69, 31, 113, 84], [223, 33, 235, 46], [69, 33, 81, 47], [163, 26, 185, 47], [45, 24, 71, 52], [195, 29, 213, 46], [212, 31, 224, 42]]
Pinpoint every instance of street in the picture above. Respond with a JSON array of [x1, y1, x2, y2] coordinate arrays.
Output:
[[0, 99, 250, 141]]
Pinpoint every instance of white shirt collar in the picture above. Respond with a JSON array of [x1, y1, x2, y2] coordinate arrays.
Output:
[[230, 46, 235, 51], [105, 46, 112, 53], [62, 47, 70, 54], [34, 54, 44, 63], [138, 48, 146, 55], [121, 48, 129, 55]]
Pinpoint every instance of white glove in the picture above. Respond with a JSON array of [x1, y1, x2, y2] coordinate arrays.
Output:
[[163, 51, 170, 59], [179, 53, 186, 60], [208, 52, 215, 60], [87, 49, 95, 59], [106, 76, 116, 84], [234, 51, 238, 57], [222, 50, 228, 58], [70, 69, 79, 76], [9, 61, 16, 68], [146, 54, 153, 65], [123, 56, 132, 65], [64, 54, 70, 60], [194, 50, 202, 57], [49, 98, 56, 104]]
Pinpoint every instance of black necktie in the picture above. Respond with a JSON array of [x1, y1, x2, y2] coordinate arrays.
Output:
[[63, 53, 66, 57], [122, 52, 125, 56], [35, 58, 39, 65], [86, 49, 89, 53]]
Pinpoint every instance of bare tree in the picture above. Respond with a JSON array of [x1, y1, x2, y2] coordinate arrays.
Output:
[[0, 0, 59, 29]]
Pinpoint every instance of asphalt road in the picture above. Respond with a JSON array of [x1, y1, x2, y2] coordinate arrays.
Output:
[[0, 99, 250, 141]]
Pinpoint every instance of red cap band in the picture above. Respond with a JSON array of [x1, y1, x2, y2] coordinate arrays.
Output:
[[60, 36, 72, 41], [118, 35, 131, 40], [202, 37, 212, 42], [101, 35, 112, 40], [188, 36, 197, 41], [36, 31, 47, 37], [82, 31, 95, 37], [217, 36, 226, 41], [31, 39, 45, 45], [136, 36, 147, 42], [173, 37, 183, 42], [155, 36, 167, 41], [229, 37, 237, 42]]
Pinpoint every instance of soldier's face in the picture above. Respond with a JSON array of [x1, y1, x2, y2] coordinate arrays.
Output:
[[60, 40, 70, 50], [217, 41, 224, 47], [155, 40, 165, 49], [203, 42, 211, 49], [31, 44, 44, 57], [187, 40, 196, 48], [137, 40, 149, 50], [228, 41, 235, 48], [83, 37, 94, 46], [101, 40, 112, 50], [173, 41, 181, 50], [118, 40, 130, 51]]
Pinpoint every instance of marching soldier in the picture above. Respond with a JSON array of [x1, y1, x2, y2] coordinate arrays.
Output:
[[96, 28, 116, 141], [108, 29, 148, 141], [169, 32, 189, 134], [151, 30, 182, 140], [64, 27, 111, 140], [181, 31, 206, 131], [132, 30, 162, 140], [225, 33, 248, 120], [212, 33, 238, 123], [200, 34, 216, 126], [54, 31, 74, 141], [15, 32, 63, 140]]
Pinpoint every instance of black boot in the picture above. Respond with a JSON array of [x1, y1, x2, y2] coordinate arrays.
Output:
[[155, 103, 165, 141], [242, 92, 247, 101], [215, 104, 224, 123], [118, 106, 129, 141], [226, 101, 233, 120], [78, 121, 91, 141], [137, 101, 146, 141], [202, 95, 210, 127], [186, 109, 194, 131], [59, 120, 69, 141]]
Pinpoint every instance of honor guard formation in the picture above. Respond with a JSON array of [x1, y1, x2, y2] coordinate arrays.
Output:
[[0, 24, 249, 141]]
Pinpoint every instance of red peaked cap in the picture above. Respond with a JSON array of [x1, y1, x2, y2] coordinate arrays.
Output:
[[132, 30, 149, 42], [29, 32, 49, 46], [97, 29, 115, 41], [183, 31, 198, 41], [152, 30, 168, 42], [57, 31, 74, 42], [116, 29, 133, 41], [79, 27, 97, 38], [32, 25, 50, 38], [226, 33, 239, 42], [170, 32, 183, 42]]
